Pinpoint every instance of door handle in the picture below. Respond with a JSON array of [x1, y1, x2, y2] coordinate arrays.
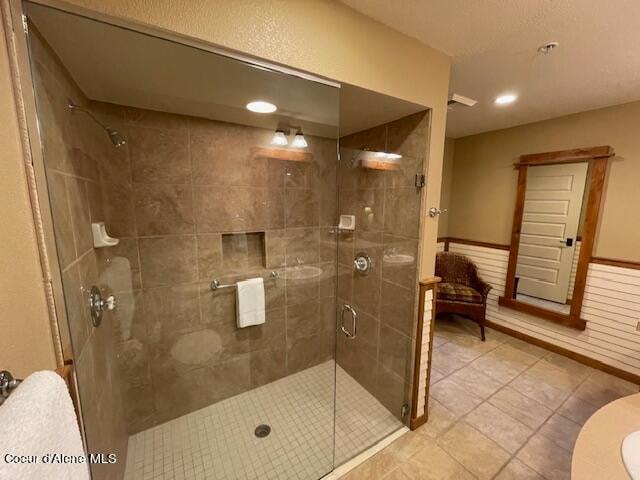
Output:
[[558, 238, 574, 248], [341, 304, 357, 339]]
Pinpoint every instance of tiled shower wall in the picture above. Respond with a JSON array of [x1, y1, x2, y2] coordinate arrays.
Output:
[[92, 104, 339, 432], [29, 26, 128, 480], [337, 111, 428, 419]]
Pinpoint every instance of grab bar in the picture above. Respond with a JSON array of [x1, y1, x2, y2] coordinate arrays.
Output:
[[0, 370, 22, 406], [210, 271, 279, 291], [341, 304, 358, 339]]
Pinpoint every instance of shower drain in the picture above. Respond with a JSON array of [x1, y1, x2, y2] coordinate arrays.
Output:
[[254, 424, 271, 438]]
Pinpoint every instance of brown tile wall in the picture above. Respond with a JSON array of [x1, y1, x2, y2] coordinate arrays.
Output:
[[29, 26, 128, 480], [337, 111, 428, 419], [89, 104, 339, 432]]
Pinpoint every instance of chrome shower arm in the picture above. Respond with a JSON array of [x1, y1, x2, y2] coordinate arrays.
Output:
[[67, 101, 109, 130]]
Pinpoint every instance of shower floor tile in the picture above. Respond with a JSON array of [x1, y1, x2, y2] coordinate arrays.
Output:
[[124, 361, 401, 480]]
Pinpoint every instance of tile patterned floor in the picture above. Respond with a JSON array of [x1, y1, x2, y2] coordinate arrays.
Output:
[[343, 315, 640, 480], [124, 361, 401, 480]]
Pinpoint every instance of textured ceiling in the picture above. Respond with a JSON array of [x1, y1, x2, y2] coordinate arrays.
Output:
[[27, 3, 425, 139], [340, 0, 640, 138]]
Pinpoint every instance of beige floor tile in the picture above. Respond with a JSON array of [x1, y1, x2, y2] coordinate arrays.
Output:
[[343, 447, 400, 479], [538, 413, 582, 452], [510, 370, 572, 410], [438, 422, 510, 480], [573, 371, 639, 408], [380, 465, 414, 479], [448, 331, 502, 353], [465, 402, 533, 454], [495, 458, 544, 480], [430, 377, 483, 417], [484, 327, 511, 344], [431, 342, 481, 375], [432, 334, 450, 348], [557, 394, 600, 425], [543, 352, 594, 379], [589, 370, 638, 393], [386, 431, 429, 461], [430, 368, 445, 385], [505, 337, 548, 358], [523, 359, 587, 391], [471, 345, 536, 383], [491, 343, 540, 365], [396, 436, 475, 480], [488, 386, 553, 429], [416, 398, 457, 439], [449, 364, 505, 399], [517, 433, 572, 480]]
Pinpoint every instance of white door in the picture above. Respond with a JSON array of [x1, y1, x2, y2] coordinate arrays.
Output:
[[516, 163, 588, 303]]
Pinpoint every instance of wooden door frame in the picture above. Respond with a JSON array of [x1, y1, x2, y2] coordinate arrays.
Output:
[[498, 145, 615, 330]]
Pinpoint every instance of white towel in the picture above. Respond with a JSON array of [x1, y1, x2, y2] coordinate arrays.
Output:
[[236, 278, 266, 328], [0, 371, 89, 480]]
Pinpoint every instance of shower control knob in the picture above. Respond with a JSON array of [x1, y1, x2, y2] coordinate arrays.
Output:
[[88, 286, 117, 327], [354, 252, 371, 275]]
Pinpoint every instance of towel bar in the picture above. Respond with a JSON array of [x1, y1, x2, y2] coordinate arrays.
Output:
[[210, 271, 279, 291], [0, 370, 22, 406]]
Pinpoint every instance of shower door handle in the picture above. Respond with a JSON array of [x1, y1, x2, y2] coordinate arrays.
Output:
[[341, 304, 357, 339]]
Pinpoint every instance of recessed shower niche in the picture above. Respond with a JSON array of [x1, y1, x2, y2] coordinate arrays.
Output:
[[221, 232, 266, 273], [22, 2, 431, 478]]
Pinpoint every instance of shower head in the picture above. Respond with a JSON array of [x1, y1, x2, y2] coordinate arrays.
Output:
[[67, 101, 126, 148], [106, 128, 126, 148]]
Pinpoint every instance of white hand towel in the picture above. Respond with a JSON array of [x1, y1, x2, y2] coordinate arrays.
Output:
[[0, 371, 89, 480], [236, 277, 266, 328]]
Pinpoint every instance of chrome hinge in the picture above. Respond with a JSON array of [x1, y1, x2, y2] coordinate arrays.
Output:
[[415, 173, 426, 188], [401, 403, 409, 419], [22, 14, 28, 35]]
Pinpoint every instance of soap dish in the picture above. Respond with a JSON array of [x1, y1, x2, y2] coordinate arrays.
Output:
[[92, 222, 119, 248]]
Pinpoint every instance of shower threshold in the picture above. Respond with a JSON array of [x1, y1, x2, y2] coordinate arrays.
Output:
[[124, 361, 401, 480]]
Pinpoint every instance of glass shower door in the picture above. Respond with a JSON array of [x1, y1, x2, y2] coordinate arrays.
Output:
[[334, 110, 429, 465]]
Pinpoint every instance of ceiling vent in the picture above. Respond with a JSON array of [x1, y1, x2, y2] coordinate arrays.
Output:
[[448, 93, 478, 108]]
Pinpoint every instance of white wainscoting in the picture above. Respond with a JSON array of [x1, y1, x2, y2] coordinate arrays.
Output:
[[440, 242, 640, 377], [416, 289, 434, 414]]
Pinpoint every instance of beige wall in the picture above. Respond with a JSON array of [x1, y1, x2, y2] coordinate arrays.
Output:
[[448, 101, 640, 262], [1, 0, 450, 376], [438, 137, 455, 238], [0, 14, 56, 377]]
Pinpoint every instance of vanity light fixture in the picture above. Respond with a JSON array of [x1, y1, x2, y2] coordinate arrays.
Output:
[[372, 151, 402, 160], [246, 101, 277, 113], [495, 93, 518, 105], [271, 130, 288, 146], [291, 130, 308, 149]]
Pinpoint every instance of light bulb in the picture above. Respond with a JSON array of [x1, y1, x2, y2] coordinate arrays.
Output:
[[271, 130, 288, 146], [495, 94, 517, 105], [291, 132, 308, 149]]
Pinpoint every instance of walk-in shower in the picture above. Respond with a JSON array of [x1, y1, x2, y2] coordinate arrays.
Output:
[[22, 2, 429, 479]]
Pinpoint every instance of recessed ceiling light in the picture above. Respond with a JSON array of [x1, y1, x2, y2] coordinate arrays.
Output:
[[246, 101, 277, 113], [538, 42, 559, 54], [495, 94, 517, 105]]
